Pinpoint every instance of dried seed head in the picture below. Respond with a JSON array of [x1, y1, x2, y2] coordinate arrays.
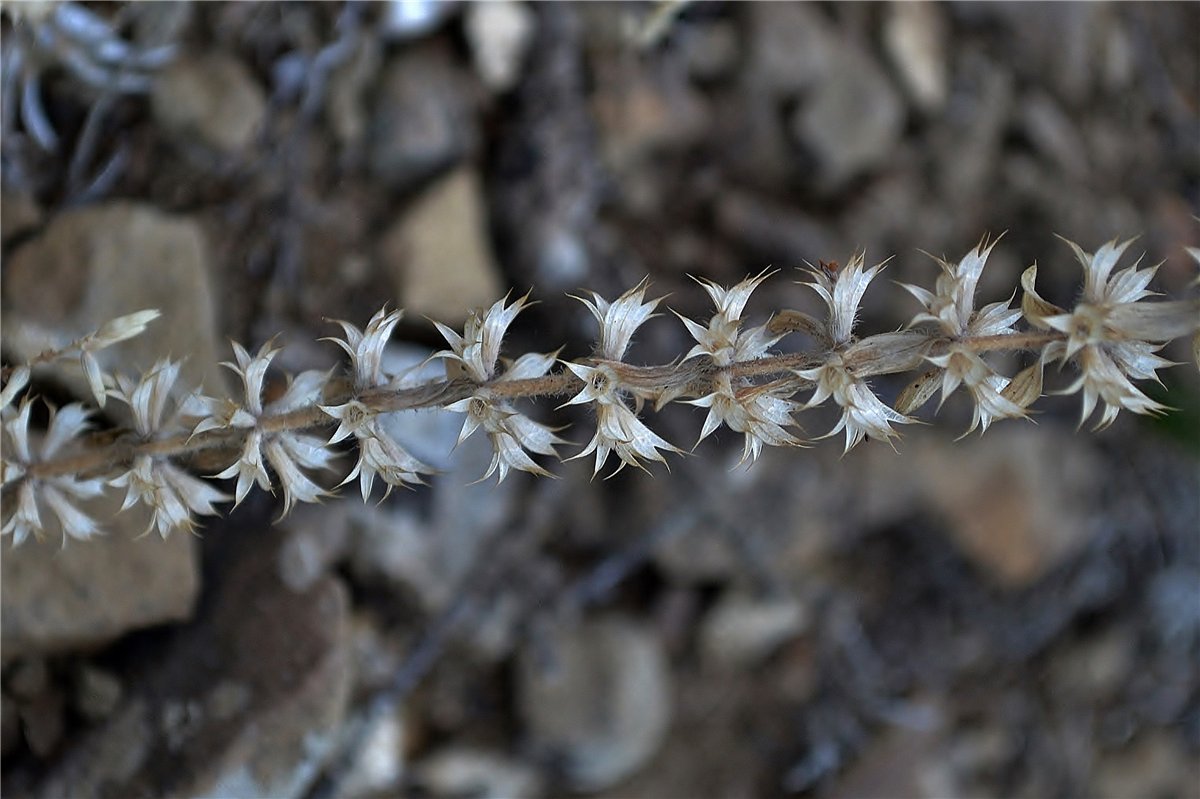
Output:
[[678, 270, 781, 366], [573, 279, 663, 361], [434, 292, 534, 383], [1024, 238, 1192, 428]]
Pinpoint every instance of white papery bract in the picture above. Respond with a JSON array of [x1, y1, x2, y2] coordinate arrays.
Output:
[[1021, 238, 1192, 429], [434, 296, 567, 482], [565, 370, 682, 475], [111, 455, 227, 539], [327, 306, 404, 390], [566, 282, 682, 475], [676, 271, 802, 461], [109, 359, 229, 536], [904, 237, 1028, 433], [678, 270, 780, 366], [797, 255, 915, 450], [688, 374, 803, 465], [323, 309, 434, 498], [433, 292, 534, 382], [188, 340, 336, 509], [1, 399, 105, 545], [573, 279, 662, 361]]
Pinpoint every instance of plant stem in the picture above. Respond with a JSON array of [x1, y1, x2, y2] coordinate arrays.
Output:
[[17, 329, 1069, 482]]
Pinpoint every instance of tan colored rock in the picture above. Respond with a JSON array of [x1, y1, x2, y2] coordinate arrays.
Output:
[[1, 521, 199, 658], [24, 530, 352, 799], [152, 52, 266, 153], [700, 592, 808, 668], [909, 427, 1102, 588], [1, 201, 226, 404], [382, 167, 504, 324], [0, 188, 42, 243]]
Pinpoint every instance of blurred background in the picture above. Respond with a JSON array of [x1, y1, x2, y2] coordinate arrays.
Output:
[[2, 2, 1198, 797]]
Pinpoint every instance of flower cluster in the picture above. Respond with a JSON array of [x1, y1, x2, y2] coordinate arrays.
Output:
[[434, 294, 567, 482], [565, 281, 683, 476], [677, 272, 804, 464], [2, 233, 1198, 545], [322, 308, 435, 498]]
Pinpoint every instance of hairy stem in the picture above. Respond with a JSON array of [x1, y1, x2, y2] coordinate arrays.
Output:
[[19, 329, 1069, 483]]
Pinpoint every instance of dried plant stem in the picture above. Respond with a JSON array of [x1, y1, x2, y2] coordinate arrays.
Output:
[[21, 331, 1069, 483]]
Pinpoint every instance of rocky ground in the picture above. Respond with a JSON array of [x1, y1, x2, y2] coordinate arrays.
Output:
[[2, 2, 1199, 798]]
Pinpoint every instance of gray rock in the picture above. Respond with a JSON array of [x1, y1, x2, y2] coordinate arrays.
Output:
[[791, 45, 906, 192], [326, 36, 382, 149], [24, 530, 352, 799], [680, 20, 740, 83], [72, 665, 124, 722], [518, 616, 671, 791], [368, 47, 477, 191], [0, 188, 42, 243], [1, 201, 226, 407], [151, 52, 266, 154], [380, 167, 504, 325], [744, 2, 835, 97]]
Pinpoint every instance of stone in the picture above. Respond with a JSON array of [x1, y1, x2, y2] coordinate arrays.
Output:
[[0, 188, 42, 243], [418, 748, 543, 799], [19, 530, 352, 799], [465, 0, 536, 92], [909, 427, 1103, 589], [518, 615, 671, 792], [883, 2, 948, 112], [700, 592, 809, 668], [591, 62, 709, 173], [381, 167, 504, 324], [790, 44, 906, 192], [679, 21, 739, 83], [338, 707, 406, 799], [368, 47, 477, 191], [1, 515, 199, 657], [744, 2, 835, 96], [1092, 732, 1200, 799], [71, 665, 123, 722], [380, 0, 457, 41], [151, 52, 266, 153], [19, 690, 65, 759], [1, 201, 226, 406]]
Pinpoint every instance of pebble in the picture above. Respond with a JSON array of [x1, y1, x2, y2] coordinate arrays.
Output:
[[465, 1, 535, 92], [381, 167, 505, 325], [151, 52, 266, 154], [518, 615, 671, 791]]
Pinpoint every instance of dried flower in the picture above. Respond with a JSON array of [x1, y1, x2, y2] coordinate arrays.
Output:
[[675, 271, 802, 462], [677, 270, 780, 366], [2, 400, 105, 545], [567, 282, 681, 475], [573, 278, 661, 361], [1021, 238, 1196, 428], [903, 237, 1029, 433], [323, 310, 434, 498], [795, 254, 916, 451], [109, 359, 229, 537], [187, 341, 336, 508], [433, 292, 535, 383]]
